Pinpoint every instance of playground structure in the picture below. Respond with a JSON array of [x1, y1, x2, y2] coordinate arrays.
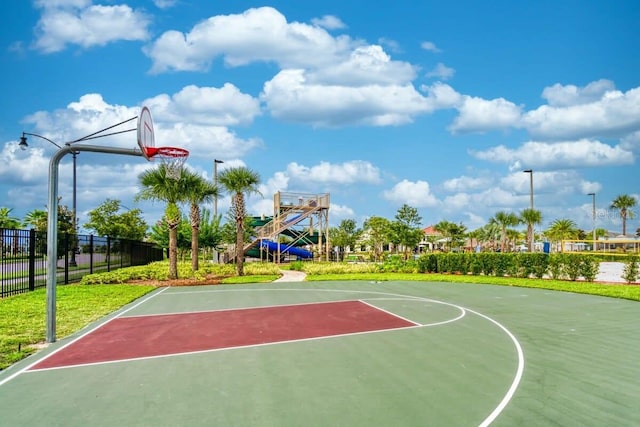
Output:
[[244, 192, 330, 262]]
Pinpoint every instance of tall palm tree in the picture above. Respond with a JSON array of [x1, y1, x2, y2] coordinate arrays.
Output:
[[181, 170, 219, 272], [217, 167, 261, 276], [520, 208, 543, 252], [490, 211, 520, 252], [610, 194, 637, 236], [137, 164, 187, 279]]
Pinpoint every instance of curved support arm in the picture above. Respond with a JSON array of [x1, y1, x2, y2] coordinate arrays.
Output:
[[46, 144, 145, 343]]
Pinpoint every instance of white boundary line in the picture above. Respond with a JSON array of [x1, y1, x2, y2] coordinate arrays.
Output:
[[0, 287, 168, 387]]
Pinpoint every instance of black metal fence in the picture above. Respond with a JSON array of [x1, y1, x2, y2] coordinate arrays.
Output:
[[0, 228, 164, 298]]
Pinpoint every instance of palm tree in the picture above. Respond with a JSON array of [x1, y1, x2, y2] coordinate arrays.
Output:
[[0, 207, 20, 229], [217, 167, 261, 276], [0, 207, 21, 256], [23, 209, 48, 232], [137, 164, 187, 279], [181, 170, 218, 272], [520, 208, 543, 252], [490, 211, 520, 252], [479, 222, 501, 251], [545, 218, 579, 251], [610, 194, 637, 236]]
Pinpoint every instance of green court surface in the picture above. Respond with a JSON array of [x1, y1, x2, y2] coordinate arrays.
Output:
[[1, 281, 639, 426]]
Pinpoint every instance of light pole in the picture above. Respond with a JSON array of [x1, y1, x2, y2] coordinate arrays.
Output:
[[213, 159, 224, 217], [523, 169, 534, 251], [20, 133, 79, 266], [588, 192, 596, 251]]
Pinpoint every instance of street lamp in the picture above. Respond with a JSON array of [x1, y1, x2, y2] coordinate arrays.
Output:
[[20, 132, 79, 267], [523, 169, 534, 251], [213, 159, 224, 217], [588, 192, 596, 251]]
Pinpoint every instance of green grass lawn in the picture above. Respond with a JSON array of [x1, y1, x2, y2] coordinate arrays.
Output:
[[0, 284, 155, 371]]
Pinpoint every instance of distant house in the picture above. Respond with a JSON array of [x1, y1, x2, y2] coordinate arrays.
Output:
[[419, 225, 442, 252]]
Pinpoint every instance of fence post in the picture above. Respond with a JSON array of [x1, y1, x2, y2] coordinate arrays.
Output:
[[107, 236, 111, 272], [28, 229, 36, 291], [89, 234, 94, 274], [63, 232, 69, 284]]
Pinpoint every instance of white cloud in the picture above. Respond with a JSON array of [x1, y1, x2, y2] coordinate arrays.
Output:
[[142, 84, 261, 126], [523, 86, 640, 139], [450, 96, 522, 133], [153, 0, 177, 9], [426, 63, 455, 80], [261, 69, 430, 127], [286, 161, 381, 185], [33, 2, 150, 53], [329, 203, 356, 220], [620, 131, 640, 152], [471, 139, 634, 168], [382, 180, 439, 207], [145, 7, 354, 73], [541, 79, 616, 107], [442, 175, 492, 192], [307, 45, 417, 86], [421, 82, 463, 109], [420, 41, 441, 53], [311, 15, 346, 30]]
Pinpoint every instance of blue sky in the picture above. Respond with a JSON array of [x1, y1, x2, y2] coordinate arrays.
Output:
[[1, 0, 639, 236]]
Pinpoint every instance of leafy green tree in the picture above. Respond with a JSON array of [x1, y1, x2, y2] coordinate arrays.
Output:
[[391, 204, 423, 259], [137, 164, 188, 279], [180, 170, 219, 271], [217, 166, 261, 276], [610, 194, 637, 236], [330, 219, 362, 261], [363, 216, 391, 261], [490, 211, 520, 252], [199, 208, 224, 258], [520, 208, 542, 252], [84, 199, 148, 240], [433, 220, 467, 251], [149, 215, 191, 258]]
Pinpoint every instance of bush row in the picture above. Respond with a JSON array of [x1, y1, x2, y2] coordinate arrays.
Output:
[[385, 253, 605, 282]]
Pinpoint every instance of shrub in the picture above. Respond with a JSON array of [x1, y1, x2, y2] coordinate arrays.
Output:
[[416, 254, 437, 273], [580, 256, 599, 282], [622, 256, 639, 284], [548, 255, 565, 280], [530, 253, 550, 279]]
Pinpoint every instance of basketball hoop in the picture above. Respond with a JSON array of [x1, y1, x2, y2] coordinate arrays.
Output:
[[145, 146, 189, 179]]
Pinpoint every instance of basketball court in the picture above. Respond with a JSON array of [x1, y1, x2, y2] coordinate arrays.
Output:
[[1, 280, 638, 426]]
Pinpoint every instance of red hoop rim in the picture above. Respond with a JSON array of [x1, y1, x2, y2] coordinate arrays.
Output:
[[144, 146, 189, 158]]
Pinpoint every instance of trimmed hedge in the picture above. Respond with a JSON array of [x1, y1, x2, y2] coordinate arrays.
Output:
[[413, 252, 601, 282]]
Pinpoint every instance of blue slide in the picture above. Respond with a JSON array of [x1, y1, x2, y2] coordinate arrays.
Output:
[[259, 240, 312, 259]]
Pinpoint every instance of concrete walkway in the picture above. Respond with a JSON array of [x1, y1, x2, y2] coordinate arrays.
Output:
[[273, 270, 307, 282]]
